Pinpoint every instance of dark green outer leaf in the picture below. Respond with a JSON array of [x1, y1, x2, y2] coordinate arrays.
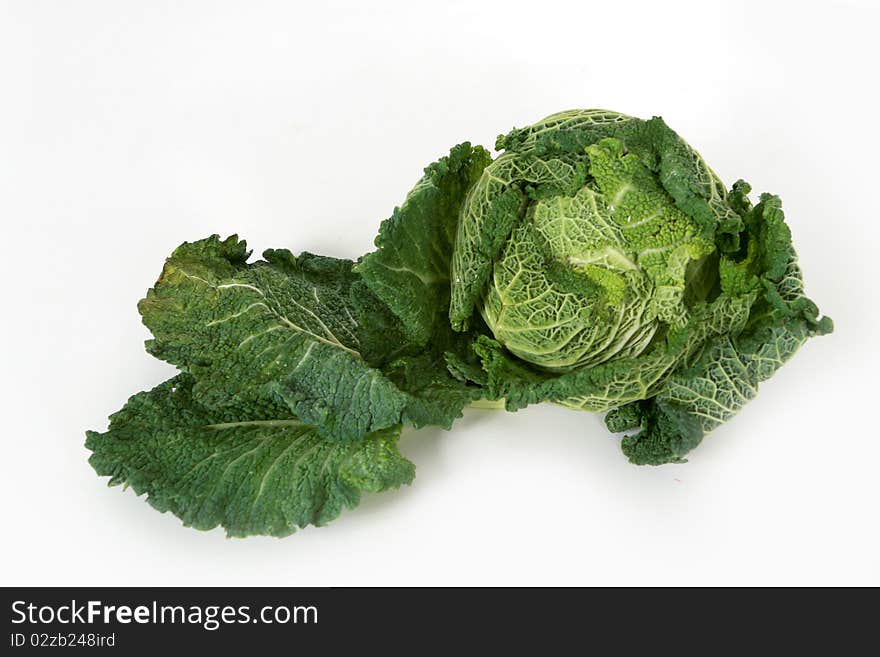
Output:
[[139, 235, 410, 442], [357, 142, 491, 349], [86, 375, 414, 537], [614, 256, 832, 465], [355, 143, 492, 427]]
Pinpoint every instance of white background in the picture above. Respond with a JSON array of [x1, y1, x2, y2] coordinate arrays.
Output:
[[2, 0, 878, 586]]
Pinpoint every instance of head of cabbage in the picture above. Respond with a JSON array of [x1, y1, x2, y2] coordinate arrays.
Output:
[[351, 108, 832, 465], [437, 110, 831, 462]]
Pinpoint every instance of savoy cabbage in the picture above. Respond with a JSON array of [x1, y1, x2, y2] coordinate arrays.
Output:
[[87, 110, 832, 536]]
